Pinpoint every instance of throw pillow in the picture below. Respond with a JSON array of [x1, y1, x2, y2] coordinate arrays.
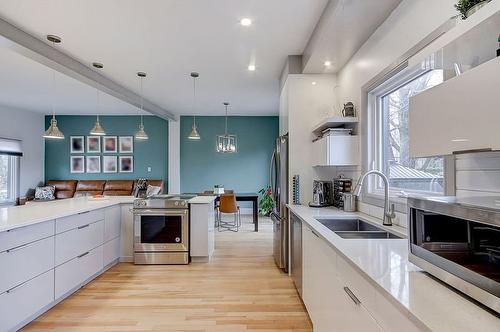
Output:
[[34, 185, 56, 200]]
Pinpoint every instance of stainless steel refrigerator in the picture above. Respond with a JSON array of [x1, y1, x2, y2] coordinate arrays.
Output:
[[270, 133, 289, 272]]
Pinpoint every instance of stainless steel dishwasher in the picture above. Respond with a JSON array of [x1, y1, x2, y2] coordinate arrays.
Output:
[[290, 212, 302, 297]]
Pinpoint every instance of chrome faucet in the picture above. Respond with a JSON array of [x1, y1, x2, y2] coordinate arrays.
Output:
[[353, 170, 396, 226]]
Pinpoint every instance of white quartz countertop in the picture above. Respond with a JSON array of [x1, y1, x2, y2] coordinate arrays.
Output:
[[188, 196, 217, 204], [0, 196, 134, 232], [288, 204, 500, 332]]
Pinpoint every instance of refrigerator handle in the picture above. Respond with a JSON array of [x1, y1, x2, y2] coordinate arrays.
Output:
[[269, 149, 276, 202]]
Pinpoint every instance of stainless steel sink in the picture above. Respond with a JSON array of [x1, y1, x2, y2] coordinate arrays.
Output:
[[316, 218, 402, 239]]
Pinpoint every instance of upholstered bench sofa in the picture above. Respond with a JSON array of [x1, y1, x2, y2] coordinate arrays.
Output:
[[46, 179, 164, 199]]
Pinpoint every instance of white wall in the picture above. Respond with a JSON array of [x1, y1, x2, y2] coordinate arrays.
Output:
[[168, 120, 180, 194], [285, 74, 337, 204], [0, 106, 44, 196]]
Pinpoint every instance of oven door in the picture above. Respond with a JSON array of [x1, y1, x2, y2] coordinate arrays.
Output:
[[133, 209, 189, 252]]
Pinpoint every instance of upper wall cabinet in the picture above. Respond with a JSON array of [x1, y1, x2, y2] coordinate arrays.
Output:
[[408, 4, 500, 157], [312, 135, 359, 166], [409, 57, 500, 157]]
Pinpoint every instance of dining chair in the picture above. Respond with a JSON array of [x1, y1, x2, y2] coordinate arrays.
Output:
[[217, 194, 241, 232]]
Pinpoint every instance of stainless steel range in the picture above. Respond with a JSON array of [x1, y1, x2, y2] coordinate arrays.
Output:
[[132, 194, 195, 264]]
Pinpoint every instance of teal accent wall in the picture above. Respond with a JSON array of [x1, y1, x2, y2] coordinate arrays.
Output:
[[180, 116, 278, 195], [44, 115, 168, 186]]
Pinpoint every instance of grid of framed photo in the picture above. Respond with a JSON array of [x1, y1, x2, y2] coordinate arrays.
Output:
[[70, 135, 134, 174]]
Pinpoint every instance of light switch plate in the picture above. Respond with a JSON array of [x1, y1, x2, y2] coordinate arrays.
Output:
[[147, 167, 152, 172]]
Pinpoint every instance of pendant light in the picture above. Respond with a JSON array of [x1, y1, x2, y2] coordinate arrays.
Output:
[[216, 102, 237, 153], [43, 35, 65, 140], [90, 62, 106, 135], [188, 72, 201, 140], [135, 72, 148, 140]]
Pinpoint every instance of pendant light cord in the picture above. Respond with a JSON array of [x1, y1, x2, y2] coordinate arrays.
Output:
[[96, 88, 100, 122], [193, 75, 196, 126], [140, 75, 144, 126], [224, 104, 228, 135], [51, 40, 56, 120]]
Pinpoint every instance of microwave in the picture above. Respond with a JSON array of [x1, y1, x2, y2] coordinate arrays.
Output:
[[408, 196, 499, 314]]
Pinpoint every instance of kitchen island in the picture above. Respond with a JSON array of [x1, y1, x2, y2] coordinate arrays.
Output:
[[288, 204, 500, 332]]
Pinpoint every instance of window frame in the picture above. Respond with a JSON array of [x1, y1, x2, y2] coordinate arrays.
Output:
[[0, 154, 20, 206], [366, 65, 452, 202]]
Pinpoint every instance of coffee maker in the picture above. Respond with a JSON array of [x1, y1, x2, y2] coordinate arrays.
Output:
[[309, 180, 333, 207]]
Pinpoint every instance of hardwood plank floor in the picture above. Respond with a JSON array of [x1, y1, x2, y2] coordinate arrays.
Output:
[[23, 216, 312, 332]]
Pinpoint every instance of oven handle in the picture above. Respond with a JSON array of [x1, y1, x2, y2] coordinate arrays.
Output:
[[132, 209, 188, 215]]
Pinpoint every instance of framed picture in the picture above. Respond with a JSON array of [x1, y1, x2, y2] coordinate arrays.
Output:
[[103, 155, 117, 173], [103, 136, 118, 153], [119, 136, 134, 153], [70, 136, 84, 153], [86, 156, 101, 173], [119, 156, 133, 173], [87, 136, 101, 153], [70, 156, 85, 173]]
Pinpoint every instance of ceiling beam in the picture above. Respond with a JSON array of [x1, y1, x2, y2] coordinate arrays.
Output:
[[0, 17, 177, 121]]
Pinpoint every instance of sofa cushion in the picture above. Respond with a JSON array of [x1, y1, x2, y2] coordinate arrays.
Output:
[[104, 180, 133, 193], [75, 180, 105, 197], [76, 180, 106, 192], [47, 180, 77, 199], [34, 186, 55, 200]]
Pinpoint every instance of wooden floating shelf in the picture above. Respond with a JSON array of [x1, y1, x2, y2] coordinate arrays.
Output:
[[312, 116, 359, 136]]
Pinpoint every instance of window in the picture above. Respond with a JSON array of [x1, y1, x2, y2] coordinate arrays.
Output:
[[0, 138, 22, 205], [370, 68, 444, 196]]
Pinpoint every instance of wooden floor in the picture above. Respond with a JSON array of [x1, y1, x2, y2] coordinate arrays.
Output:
[[23, 216, 312, 332]]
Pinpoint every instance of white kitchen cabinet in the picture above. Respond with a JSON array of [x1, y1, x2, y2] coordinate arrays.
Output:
[[0, 270, 54, 332], [409, 58, 500, 157], [302, 224, 382, 332], [55, 209, 104, 234], [104, 205, 121, 242], [0, 220, 54, 252], [103, 237, 120, 267], [312, 135, 359, 166], [55, 245, 103, 300], [190, 202, 215, 261], [0, 236, 54, 294], [55, 220, 104, 266], [120, 204, 134, 262]]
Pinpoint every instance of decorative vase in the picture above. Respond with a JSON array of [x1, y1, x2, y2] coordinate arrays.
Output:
[[466, 0, 490, 18]]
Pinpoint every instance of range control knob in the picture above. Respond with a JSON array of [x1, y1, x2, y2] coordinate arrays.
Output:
[[181, 201, 186, 206], [140, 200, 147, 206], [174, 201, 179, 206]]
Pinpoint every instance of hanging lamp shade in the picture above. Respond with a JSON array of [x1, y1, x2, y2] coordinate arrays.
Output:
[[216, 102, 237, 153], [188, 72, 201, 140], [135, 72, 149, 140], [188, 117, 201, 140], [135, 116, 149, 140], [43, 115, 65, 139], [43, 35, 65, 140], [90, 115, 106, 135]]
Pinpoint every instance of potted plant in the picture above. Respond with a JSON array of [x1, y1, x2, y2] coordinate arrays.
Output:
[[258, 187, 273, 216], [455, 0, 491, 20]]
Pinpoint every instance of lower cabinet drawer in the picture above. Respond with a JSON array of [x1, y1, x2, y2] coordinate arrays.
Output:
[[103, 237, 120, 267], [55, 220, 104, 266], [0, 236, 55, 294], [0, 220, 54, 253], [0, 270, 54, 332], [55, 245, 103, 300]]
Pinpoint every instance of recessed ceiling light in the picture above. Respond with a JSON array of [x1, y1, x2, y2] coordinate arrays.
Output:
[[248, 65, 256, 71], [312, 81, 317, 85], [240, 18, 252, 26], [324, 61, 332, 67]]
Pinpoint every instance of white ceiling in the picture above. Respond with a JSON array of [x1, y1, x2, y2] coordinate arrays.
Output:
[[0, 0, 329, 116]]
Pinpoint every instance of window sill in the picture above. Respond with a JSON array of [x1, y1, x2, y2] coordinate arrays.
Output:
[[362, 192, 408, 214]]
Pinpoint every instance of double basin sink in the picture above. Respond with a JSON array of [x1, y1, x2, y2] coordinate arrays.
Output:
[[316, 218, 402, 239]]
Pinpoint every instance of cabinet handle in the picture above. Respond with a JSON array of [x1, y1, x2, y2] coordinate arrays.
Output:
[[77, 251, 89, 259], [77, 224, 90, 230], [78, 211, 90, 215], [344, 286, 361, 305], [6, 280, 27, 294], [6, 242, 30, 253], [311, 230, 320, 238]]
